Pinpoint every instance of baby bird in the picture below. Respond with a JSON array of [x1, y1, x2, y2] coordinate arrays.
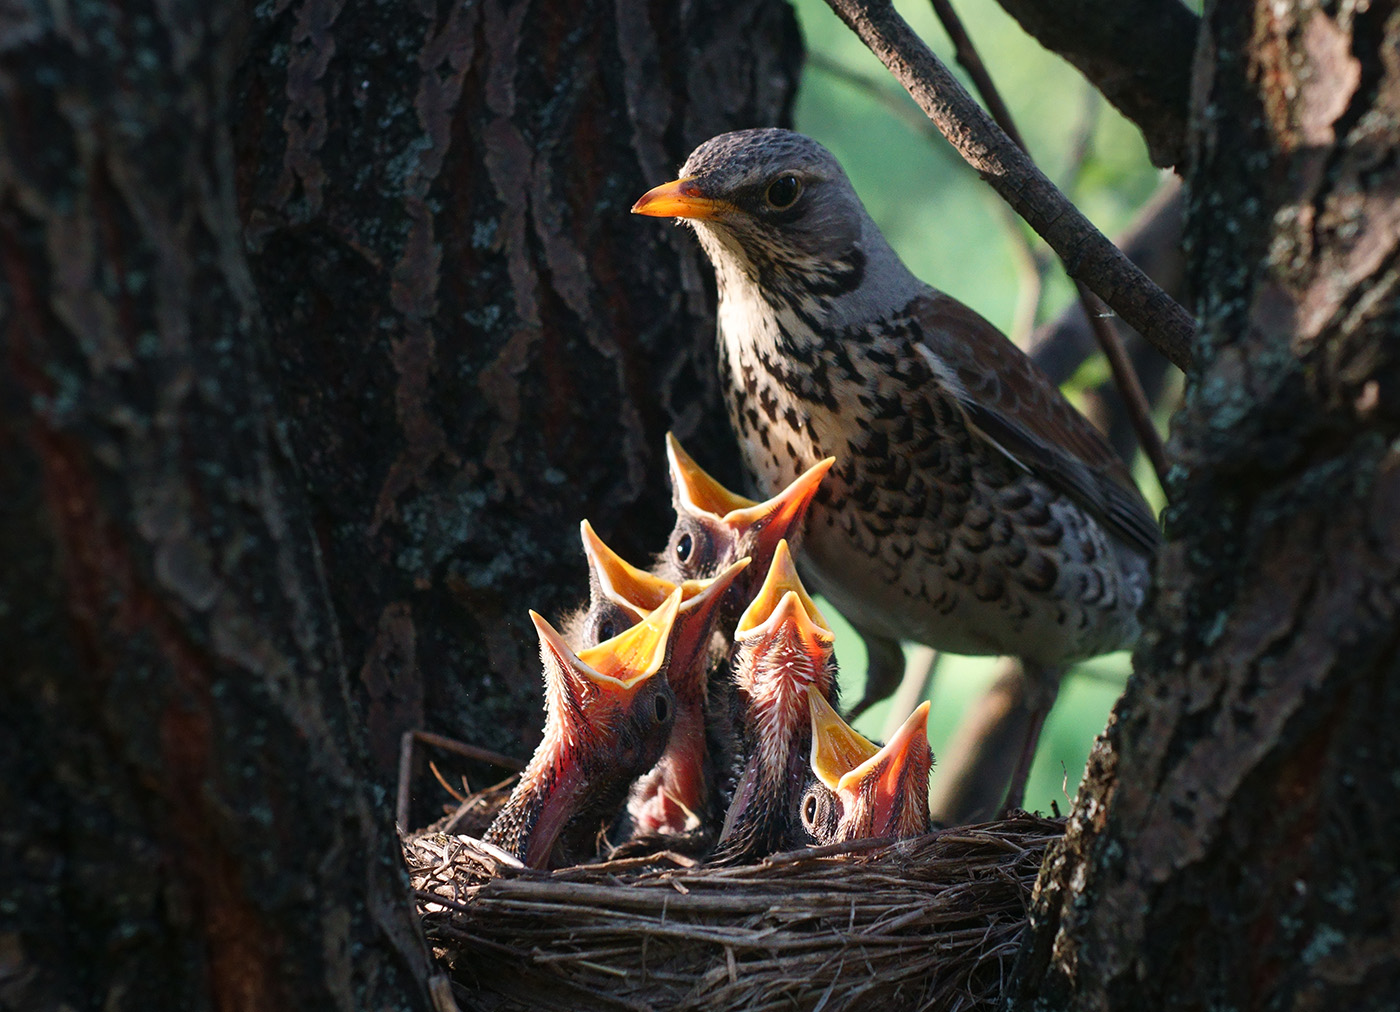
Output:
[[717, 541, 839, 861], [657, 433, 833, 622], [575, 520, 749, 836], [799, 687, 932, 845], [483, 591, 681, 869]]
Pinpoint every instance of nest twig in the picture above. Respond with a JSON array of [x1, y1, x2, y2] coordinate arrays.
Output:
[[406, 813, 1062, 1012]]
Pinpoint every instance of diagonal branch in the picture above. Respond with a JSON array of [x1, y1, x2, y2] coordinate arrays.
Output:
[[1073, 283, 1170, 481], [822, 0, 1196, 373], [1029, 179, 1182, 466], [806, 53, 944, 141], [925, 0, 1170, 485]]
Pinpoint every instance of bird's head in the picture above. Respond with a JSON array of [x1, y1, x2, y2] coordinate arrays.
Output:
[[660, 433, 833, 612], [578, 518, 748, 703], [730, 539, 837, 705], [632, 129, 861, 286], [802, 688, 933, 845], [633, 129, 918, 321], [484, 591, 681, 868]]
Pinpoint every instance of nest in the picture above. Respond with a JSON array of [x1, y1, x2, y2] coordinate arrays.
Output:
[[406, 813, 1063, 1012]]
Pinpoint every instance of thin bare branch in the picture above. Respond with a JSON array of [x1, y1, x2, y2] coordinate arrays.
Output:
[[1074, 283, 1170, 483], [413, 730, 526, 772], [807, 53, 942, 142], [927, 0, 1026, 151], [822, 0, 1196, 371], [1028, 180, 1183, 464], [923, 0, 1172, 483]]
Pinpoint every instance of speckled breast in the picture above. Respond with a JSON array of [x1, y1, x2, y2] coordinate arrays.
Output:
[[719, 337, 1146, 665]]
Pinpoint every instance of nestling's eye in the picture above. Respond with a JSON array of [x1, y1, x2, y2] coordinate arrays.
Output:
[[595, 618, 617, 643], [675, 532, 694, 563], [764, 174, 803, 210], [653, 692, 671, 724], [802, 792, 820, 829]]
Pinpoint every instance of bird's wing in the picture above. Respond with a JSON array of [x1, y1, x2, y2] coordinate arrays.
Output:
[[911, 292, 1161, 557]]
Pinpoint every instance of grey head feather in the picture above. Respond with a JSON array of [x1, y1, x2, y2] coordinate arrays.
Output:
[[678, 129, 924, 330]]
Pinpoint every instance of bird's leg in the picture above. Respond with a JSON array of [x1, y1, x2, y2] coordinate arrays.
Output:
[[843, 628, 907, 721], [999, 662, 1066, 817]]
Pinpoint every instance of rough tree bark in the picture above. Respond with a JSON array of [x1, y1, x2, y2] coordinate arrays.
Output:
[[0, 0, 799, 1009], [0, 4, 435, 1008], [1007, 2, 1400, 1007], [233, 0, 801, 791]]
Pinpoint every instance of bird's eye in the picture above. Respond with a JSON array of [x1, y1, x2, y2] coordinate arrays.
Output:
[[653, 692, 672, 724], [765, 174, 803, 210], [596, 618, 617, 643], [803, 792, 820, 829], [675, 532, 693, 563]]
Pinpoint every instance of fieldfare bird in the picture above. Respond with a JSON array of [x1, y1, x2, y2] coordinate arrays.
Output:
[[483, 591, 681, 868], [634, 129, 1159, 798], [801, 686, 932, 844], [572, 520, 749, 836], [718, 540, 839, 860]]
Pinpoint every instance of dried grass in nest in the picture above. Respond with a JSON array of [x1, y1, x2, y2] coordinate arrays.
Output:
[[406, 813, 1063, 1012]]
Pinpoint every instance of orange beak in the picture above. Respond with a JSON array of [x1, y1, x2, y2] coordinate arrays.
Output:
[[809, 698, 932, 842], [667, 433, 834, 547], [531, 588, 681, 718], [725, 457, 834, 563], [666, 433, 833, 577], [734, 540, 831, 659], [579, 519, 748, 698], [579, 520, 674, 626], [808, 686, 879, 791], [665, 432, 758, 516], [866, 702, 933, 838], [575, 588, 682, 689], [580, 518, 735, 615], [631, 177, 732, 220]]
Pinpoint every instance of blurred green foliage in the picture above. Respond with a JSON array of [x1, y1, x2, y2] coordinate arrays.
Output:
[[789, 0, 1167, 814]]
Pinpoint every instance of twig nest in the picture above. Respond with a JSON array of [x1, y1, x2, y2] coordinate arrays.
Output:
[[406, 814, 1063, 1011]]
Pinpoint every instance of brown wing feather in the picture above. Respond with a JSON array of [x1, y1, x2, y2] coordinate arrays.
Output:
[[913, 293, 1161, 557]]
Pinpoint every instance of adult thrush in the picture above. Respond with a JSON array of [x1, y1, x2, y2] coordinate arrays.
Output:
[[718, 540, 839, 860], [801, 687, 932, 844], [573, 520, 749, 835], [483, 591, 681, 868], [634, 129, 1159, 785]]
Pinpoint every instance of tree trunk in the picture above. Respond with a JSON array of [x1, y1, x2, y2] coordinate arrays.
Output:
[[0, 1, 799, 1008], [1007, 2, 1400, 1007], [0, 4, 435, 1008], [233, 0, 801, 790]]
